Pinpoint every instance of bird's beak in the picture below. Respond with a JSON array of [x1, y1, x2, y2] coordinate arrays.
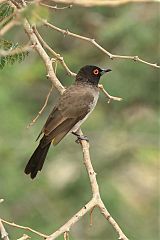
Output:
[[101, 69, 112, 75]]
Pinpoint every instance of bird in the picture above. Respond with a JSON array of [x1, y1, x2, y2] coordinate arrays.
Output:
[[24, 65, 112, 179]]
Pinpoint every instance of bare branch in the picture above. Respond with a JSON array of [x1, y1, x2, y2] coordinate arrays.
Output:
[[27, 84, 54, 128], [42, 20, 160, 69], [39, 2, 72, 10], [0, 219, 9, 240], [0, 0, 8, 3], [23, 19, 65, 94], [98, 84, 122, 103], [32, 26, 76, 76], [1, 219, 48, 238], [17, 234, 30, 240], [0, 19, 19, 36], [49, 0, 160, 7]]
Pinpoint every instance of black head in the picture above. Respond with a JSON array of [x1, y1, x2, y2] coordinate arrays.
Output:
[[76, 65, 112, 86]]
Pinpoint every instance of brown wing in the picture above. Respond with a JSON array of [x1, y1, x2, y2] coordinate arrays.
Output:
[[39, 84, 94, 146]]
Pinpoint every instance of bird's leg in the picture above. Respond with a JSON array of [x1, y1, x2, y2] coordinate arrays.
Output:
[[72, 131, 89, 144]]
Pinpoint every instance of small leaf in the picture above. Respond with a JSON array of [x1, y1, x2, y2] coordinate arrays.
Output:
[[0, 39, 29, 69], [0, 3, 14, 21]]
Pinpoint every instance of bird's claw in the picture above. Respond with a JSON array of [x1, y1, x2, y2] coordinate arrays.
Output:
[[75, 135, 89, 144]]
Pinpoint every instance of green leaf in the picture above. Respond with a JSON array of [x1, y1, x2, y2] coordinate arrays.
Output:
[[0, 3, 14, 22], [0, 39, 29, 69]]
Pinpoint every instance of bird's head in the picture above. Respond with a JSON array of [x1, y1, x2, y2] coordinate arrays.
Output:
[[76, 65, 112, 86]]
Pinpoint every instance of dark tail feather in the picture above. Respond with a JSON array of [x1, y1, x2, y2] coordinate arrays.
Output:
[[24, 138, 51, 179]]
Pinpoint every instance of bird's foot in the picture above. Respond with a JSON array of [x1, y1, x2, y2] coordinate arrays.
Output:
[[72, 132, 89, 144], [75, 135, 89, 144]]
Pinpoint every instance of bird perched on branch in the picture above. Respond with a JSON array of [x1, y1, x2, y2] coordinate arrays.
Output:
[[24, 65, 112, 179]]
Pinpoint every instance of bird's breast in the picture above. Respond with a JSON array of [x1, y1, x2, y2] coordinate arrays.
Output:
[[71, 89, 99, 132]]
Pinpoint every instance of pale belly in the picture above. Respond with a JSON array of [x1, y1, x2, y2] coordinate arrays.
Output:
[[70, 91, 99, 133]]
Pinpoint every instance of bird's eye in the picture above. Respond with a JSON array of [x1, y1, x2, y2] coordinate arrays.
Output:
[[93, 69, 99, 75]]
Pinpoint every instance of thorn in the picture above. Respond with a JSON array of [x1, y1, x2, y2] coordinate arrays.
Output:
[[90, 206, 96, 226], [133, 55, 138, 61], [51, 58, 56, 63], [64, 231, 69, 240]]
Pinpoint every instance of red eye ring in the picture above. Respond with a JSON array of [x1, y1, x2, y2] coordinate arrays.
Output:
[[93, 69, 99, 75]]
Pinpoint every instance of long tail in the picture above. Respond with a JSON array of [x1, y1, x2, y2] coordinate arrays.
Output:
[[24, 136, 51, 179]]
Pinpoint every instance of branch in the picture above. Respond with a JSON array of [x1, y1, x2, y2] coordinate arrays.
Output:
[[27, 84, 54, 128], [0, 19, 19, 36], [50, 0, 160, 7], [0, 0, 8, 3], [23, 19, 65, 94], [42, 19, 160, 69], [0, 219, 48, 239], [44, 130, 129, 240], [17, 234, 31, 240], [32, 26, 76, 76], [98, 84, 122, 103], [39, 2, 73, 10], [0, 219, 9, 240]]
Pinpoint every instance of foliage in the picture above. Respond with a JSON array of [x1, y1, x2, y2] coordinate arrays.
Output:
[[0, 39, 29, 69], [0, 3, 13, 22]]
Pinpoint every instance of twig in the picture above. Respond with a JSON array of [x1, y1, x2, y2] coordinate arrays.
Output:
[[78, 129, 129, 240], [42, 19, 160, 69], [9, 0, 21, 9], [27, 84, 54, 128], [32, 26, 76, 76], [39, 2, 72, 10], [63, 231, 69, 240], [17, 234, 30, 240], [89, 206, 96, 226], [49, 0, 160, 7], [23, 19, 65, 94], [0, 0, 8, 3], [45, 129, 129, 240], [0, 219, 9, 240], [0, 219, 48, 238], [0, 19, 19, 36], [98, 84, 122, 103], [0, 12, 16, 29]]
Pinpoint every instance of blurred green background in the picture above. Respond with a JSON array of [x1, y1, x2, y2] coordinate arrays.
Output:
[[0, 2, 159, 240]]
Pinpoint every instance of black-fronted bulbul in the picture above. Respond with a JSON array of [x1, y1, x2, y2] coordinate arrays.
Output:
[[24, 65, 112, 179]]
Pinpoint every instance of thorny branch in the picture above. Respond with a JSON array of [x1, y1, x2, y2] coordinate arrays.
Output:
[[39, 2, 73, 10], [17, 234, 31, 240], [32, 26, 76, 76], [42, 19, 160, 69], [1, 0, 159, 239], [49, 0, 160, 7], [0, 219, 9, 240], [27, 84, 54, 128], [0, 219, 48, 238]]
